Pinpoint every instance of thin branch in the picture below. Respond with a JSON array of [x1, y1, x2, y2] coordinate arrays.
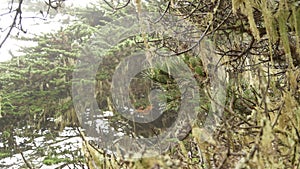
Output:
[[0, 10, 15, 17], [103, 0, 131, 11], [44, 0, 62, 10], [8, 0, 14, 12], [20, 151, 33, 169], [0, 0, 23, 48], [169, 18, 213, 56], [153, 1, 170, 23], [181, 1, 202, 20]]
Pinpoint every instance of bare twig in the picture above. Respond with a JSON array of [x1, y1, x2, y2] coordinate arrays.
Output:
[[153, 1, 170, 23], [0, 0, 23, 48], [20, 151, 33, 169], [103, 0, 131, 11]]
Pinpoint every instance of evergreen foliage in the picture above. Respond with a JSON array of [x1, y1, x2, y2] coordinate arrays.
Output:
[[0, 0, 299, 168]]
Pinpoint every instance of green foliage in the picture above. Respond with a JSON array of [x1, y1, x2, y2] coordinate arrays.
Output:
[[0, 151, 11, 159], [1, 0, 300, 168], [0, 20, 99, 127], [43, 156, 71, 165]]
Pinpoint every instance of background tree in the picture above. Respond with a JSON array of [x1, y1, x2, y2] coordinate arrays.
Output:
[[0, 13, 96, 168]]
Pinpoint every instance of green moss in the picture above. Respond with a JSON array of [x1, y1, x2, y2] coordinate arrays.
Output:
[[43, 156, 71, 165], [0, 151, 11, 159], [195, 66, 204, 76]]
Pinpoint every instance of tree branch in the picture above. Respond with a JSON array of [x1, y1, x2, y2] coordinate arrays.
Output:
[[0, 0, 23, 49]]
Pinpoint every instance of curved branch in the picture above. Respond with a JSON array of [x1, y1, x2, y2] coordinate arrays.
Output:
[[170, 18, 213, 56], [153, 1, 170, 23], [181, 1, 202, 20], [103, 0, 131, 11]]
